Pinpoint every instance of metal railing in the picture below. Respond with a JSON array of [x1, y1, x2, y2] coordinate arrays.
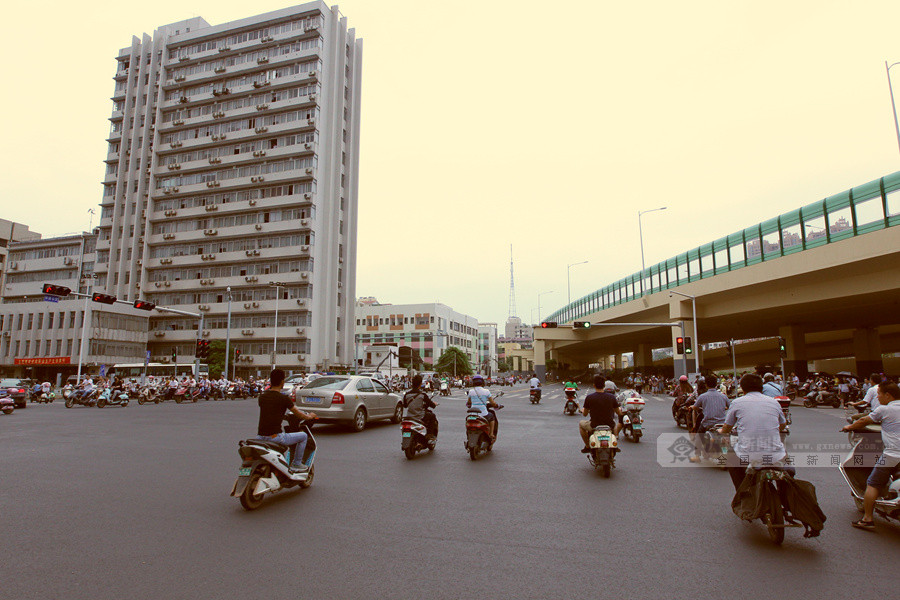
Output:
[[546, 170, 900, 324]]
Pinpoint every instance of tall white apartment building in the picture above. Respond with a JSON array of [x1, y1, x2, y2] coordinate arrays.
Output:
[[354, 300, 480, 369], [98, 2, 361, 374]]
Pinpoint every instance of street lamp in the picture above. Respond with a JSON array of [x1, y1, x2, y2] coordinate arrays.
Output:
[[638, 207, 667, 273], [669, 290, 698, 375], [567, 261, 588, 306], [268, 281, 286, 369], [537, 290, 553, 324], [224, 286, 232, 380], [886, 61, 900, 158]]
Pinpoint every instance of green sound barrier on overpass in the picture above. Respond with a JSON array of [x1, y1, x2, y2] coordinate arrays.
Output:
[[548, 171, 900, 324]]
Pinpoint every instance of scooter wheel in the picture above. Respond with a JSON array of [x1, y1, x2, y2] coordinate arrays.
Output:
[[803, 400, 815, 408], [404, 446, 416, 460], [240, 472, 266, 510]]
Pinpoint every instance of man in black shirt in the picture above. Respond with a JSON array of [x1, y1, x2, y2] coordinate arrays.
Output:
[[403, 374, 438, 439], [257, 369, 317, 472], [579, 375, 623, 451]]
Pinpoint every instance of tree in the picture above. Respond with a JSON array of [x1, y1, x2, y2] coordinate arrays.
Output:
[[545, 358, 558, 373], [496, 358, 511, 373], [208, 340, 227, 379], [433, 346, 474, 376]]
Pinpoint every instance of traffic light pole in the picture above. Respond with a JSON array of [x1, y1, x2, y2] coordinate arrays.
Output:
[[75, 278, 95, 384]]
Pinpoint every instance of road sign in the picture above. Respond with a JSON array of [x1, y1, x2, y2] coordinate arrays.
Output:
[[44, 295, 60, 303]]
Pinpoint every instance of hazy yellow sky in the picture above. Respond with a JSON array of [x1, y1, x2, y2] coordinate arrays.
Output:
[[3, 1, 900, 325]]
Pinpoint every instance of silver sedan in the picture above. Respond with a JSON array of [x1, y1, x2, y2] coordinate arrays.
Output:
[[292, 375, 403, 432]]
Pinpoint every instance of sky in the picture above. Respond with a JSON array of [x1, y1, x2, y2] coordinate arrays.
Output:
[[3, 1, 900, 326]]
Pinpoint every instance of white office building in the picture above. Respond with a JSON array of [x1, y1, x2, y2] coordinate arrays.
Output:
[[98, 2, 361, 375], [354, 300, 480, 369], [0, 233, 149, 382]]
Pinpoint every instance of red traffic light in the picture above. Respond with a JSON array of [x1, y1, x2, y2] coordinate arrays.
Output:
[[541, 322, 558, 328], [42, 284, 71, 297], [676, 337, 685, 354], [133, 300, 156, 311], [92, 293, 117, 305]]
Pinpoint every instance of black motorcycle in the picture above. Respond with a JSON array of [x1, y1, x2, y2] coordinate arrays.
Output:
[[529, 388, 541, 404]]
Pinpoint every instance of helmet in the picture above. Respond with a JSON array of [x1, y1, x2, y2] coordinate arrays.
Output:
[[472, 375, 485, 385], [763, 372, 775, 382], [679, 375, 688, 381]]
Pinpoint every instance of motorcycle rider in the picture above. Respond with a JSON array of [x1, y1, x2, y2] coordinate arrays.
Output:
[[718, 373, 789, 491], [529, 372, 541, 401], [580, 376, 623, 452], [256, 369, 317, 473], [403, 374, 438, 441], [466, 375, 500, 439], [75, 376, 95, 402], [563, 379, 579, 406], [691, 375, 731, 462], [841, 380, 900, 531], [847, 373, 883, 419], [761, 373, 783, 398]]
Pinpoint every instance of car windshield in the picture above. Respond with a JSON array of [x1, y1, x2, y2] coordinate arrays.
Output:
[[303, 377, 349, 390]]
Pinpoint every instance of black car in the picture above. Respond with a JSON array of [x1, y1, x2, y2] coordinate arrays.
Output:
[[0, 379, 30, 409]]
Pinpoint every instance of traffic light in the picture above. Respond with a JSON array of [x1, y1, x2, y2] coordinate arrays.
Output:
[[201, 340, 210, 360], [234, 348, 241, 361], [573, 321, 591, 329], [676, 337, 685, 354], [195, 339, 204, 359], [778, 337, 787, 357], [133, 299, 156, 311], [42, 284, 71, 297], [725, 340, 733, 357], [684, 337, 693, 355], [541, 322, 558, 328], [172, 347, 177, 362], [92, 293, 117, 305]]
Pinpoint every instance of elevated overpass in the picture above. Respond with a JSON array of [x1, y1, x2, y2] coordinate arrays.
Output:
[[535, 171, 900, 378]]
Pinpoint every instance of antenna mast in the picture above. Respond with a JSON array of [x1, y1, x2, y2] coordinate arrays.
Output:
[[508, 244, 517, 319]]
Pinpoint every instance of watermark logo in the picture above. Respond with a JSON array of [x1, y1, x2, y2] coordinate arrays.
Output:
[[666, 435, 695, 463]]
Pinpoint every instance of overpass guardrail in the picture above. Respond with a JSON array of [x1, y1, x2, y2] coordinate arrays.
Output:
[[547, 170, 900, 324]]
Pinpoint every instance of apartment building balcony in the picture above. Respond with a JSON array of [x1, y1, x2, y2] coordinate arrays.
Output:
[[156, 143, 313, 180], [161, 69, 318, 110], [165, 46, 321, 90], [149, 242, 311, 270]]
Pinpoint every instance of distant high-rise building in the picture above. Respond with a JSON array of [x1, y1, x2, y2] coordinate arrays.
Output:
[[97, 2, 362, 373]]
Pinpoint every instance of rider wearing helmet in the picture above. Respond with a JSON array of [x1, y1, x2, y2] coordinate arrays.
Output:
[[467, 375, 500, 439]]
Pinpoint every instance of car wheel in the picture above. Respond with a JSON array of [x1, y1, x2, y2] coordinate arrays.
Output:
[[390, 402, 402, 424], [351, 407, 367, 432]]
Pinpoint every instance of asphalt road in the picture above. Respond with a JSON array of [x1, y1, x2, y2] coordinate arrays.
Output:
[[1, 384, 899, 600]]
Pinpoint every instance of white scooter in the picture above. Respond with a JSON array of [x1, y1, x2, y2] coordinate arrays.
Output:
[[620, 393, 645, 442], [231, 416, 317, 510], [839, 423, 900, 523]]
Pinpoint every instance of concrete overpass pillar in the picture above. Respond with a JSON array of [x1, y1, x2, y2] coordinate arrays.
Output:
[[533, 340, 546, 381], [778, 325, 808, 379], [635, 344, 653, 369], [614, 353, 625, 370], [853, 327, 883, 377]]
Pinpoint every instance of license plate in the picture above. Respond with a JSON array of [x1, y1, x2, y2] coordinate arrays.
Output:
[[304, 397, 322, 404], [632, 424, 642, 430], [402, 432, 411, 437], [239, 467, 252, 476]]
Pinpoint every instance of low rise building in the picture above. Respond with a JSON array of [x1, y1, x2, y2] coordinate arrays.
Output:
[[354, 299, 480, 369], [0, 233, 149, 383]]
